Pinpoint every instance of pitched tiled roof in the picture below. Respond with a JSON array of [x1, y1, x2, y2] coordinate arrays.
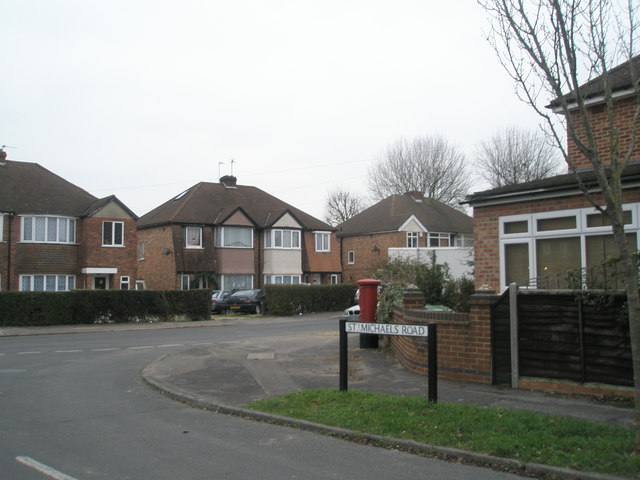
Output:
[[137, 181, 333, 231], [82, 195, 139, 220], [464, 162, 640, 206], [548, 54, 640, 108], [336, 193, 473, 237], [0, 159, 97, 216]]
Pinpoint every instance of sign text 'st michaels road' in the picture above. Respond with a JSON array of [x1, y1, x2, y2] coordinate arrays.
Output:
[[344, 322, 429, 337]]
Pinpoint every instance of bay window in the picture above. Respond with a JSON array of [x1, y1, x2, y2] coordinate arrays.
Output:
[[22, 216, 76, 244], [216, 226, 253, 248], [265, 229, 300, 249]]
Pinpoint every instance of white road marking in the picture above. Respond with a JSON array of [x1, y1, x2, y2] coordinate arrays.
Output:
[[91, 348, 120, 352], [128, 345, 154, 350], [55, 350, 83, 353], [158, 344, 184, 348], [16, 456, 80, 480], [192, 342, 213, 346], [17, 351, 41, 355]]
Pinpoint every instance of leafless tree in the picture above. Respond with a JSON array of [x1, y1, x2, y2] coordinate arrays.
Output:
[[324, 187, 367, 226], [477, 0, 640, 451], [368, 135, 472, 207], [476, 127, 563, 188]]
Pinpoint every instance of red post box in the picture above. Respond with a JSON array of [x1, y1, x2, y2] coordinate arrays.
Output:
[[357, 278, 381, 348]]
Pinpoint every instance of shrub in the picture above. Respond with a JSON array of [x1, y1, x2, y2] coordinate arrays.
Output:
[[264, 284, 357, 316], [0, 289, 210, 327]]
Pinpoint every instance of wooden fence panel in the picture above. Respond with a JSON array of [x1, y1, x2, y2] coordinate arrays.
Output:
[[490, 290, 633, 387]]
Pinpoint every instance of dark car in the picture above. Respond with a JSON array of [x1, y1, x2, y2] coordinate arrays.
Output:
[[211, 290, 230, 313], [223, 289, 266, 314]]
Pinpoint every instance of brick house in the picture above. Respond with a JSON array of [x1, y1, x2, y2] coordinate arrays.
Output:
[[465, 55, 640, 292], [337, 192, 473, 282], [136, 175, 341, 290], [0, 151, 138, 291]]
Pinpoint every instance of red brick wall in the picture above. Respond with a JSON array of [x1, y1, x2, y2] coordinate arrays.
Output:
[[568, 96, 640, 170], [341, 231, 405, 282], [137, 226, 178, 290], [79, 217, 138, 289], [0, 215, 8, 290], [388, 289, 495, 384], [473, 190, 640, 292]]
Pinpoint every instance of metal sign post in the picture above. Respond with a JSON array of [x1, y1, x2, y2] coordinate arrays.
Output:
[[339, 318, 438, 403]]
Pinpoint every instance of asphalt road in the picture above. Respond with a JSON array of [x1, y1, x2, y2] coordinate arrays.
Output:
[[0, 316, 527, 480]]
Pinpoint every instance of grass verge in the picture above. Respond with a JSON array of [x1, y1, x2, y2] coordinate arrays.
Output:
[[245, 388, 639, 478]]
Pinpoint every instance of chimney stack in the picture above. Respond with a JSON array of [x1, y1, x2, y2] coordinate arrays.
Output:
[[220, 175, 237, 188]]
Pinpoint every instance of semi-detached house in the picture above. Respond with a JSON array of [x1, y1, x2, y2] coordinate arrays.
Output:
[[136, 175, 341, 291], [0, 151, 138, 291]]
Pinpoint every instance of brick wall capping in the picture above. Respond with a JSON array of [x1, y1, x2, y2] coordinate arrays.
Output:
[[517, 289, 627, 298], [400, 309, 470, 326], [468, 291, 500, 306]]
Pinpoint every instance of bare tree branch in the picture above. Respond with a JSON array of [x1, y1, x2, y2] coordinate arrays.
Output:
[[475, 126, 563, 187], [368, 135, 472, 207], [324, 187, 367, 226]]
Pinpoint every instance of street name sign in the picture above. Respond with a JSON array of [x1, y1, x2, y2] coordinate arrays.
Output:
[[344, 321, 429, 337]]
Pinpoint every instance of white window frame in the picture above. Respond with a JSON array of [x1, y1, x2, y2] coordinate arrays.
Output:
[[314, 231, 330, 252], [264, 274, 301, 285], [265, 229, 300, 249], [103, 221, 124, 247], [215, 226, 254, 248], [330, 274, 338, 284], [135, 280, 146, 290], [180, 274, 190, 290], [428, 232, 452, 247], [454, 234, 474, 247], [347, 251, 355, 264], [0, 214, 4, 242], [407, 232, 419, 248], [185, 226, 203, 249], [499, 204, 640, 289], [19, 274, 75, 291], [138, 242, 145, 260], [120, 276, 130, 290], [218, 274, 253, 290], [21, 216, 76, 244]]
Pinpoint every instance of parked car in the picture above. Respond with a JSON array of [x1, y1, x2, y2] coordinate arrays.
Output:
[[343, 305, 360, 317], [223, 289, 266, 314], [211, 290, 230, 313]]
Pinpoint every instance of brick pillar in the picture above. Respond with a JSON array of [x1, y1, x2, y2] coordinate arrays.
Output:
[[402, 288, 425, 309], [466, 288, 499, 384]]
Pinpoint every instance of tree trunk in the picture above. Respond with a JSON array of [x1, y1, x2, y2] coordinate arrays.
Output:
[[611, 225, 640, 453]]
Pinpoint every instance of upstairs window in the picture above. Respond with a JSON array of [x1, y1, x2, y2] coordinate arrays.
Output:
[[314, 232, 330, 252], [347, 251, 355, 264], [428, 232, 452, 247], [216, 226, 253, 248], [407, 232, 419, 248], [185, 226, 203, 248], [265, 229, 300, 249], [103, 221, 124, 246], [22, 216, 76, 244]]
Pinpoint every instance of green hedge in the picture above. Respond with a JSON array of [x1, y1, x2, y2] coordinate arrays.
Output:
[[264, 284, 357, 316], [0, 289, 210, 327]]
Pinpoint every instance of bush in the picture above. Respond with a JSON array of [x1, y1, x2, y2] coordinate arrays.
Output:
[[374, 254, 475, 313], [0, 289, 210, 327], [264, 284, 357, 316]]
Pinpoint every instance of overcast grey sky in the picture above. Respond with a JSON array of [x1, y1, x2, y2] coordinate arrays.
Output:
[[2, 0, 541, 221]]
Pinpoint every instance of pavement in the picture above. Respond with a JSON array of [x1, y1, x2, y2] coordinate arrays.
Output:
[[2, 314, 636, 479]]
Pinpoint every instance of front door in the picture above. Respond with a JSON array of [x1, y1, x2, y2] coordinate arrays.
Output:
[[94, 276, 107, 289]]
